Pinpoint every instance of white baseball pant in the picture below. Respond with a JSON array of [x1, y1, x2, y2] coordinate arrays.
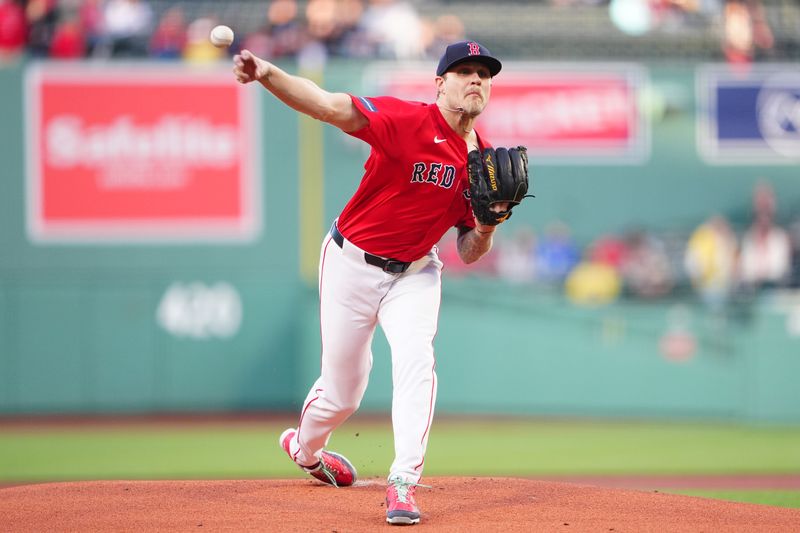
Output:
[[284, 222, 442, 484]]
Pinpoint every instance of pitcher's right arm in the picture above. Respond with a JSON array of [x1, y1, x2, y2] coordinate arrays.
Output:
[[233, 49, 368, 133]]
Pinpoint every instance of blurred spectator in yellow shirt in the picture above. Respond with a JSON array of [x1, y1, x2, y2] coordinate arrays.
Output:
[[565, 260, 622, 306], [182, 17, 225, 63], [684, 214, 738, 310]]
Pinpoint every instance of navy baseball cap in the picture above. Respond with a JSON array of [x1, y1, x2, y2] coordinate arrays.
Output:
[[436, 40, 502, 77]]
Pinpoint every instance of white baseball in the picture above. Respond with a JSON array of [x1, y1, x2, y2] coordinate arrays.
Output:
[[209, 25, 234, 48]]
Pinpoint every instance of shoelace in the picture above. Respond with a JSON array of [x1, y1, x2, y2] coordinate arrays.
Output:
[[389, 478, 432, 503], [313, 459, 340, 488], [301, 456, 341, 488]]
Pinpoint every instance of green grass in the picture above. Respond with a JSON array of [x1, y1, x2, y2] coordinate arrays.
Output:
[[2, 417, 799, 480], [421, 418, 800, 476], [667, 490, 800, 509], [1, 416, 799, 508]]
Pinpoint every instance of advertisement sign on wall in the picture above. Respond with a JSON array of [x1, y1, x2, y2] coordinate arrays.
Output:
[[697, 65, 800, 165], [25, 64, 261, 243], [365, 62, 650, 164]]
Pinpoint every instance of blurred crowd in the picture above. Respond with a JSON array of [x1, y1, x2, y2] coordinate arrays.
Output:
[[0, 0, 786, 65], [604, 0, 778, 64], [0, 0, 466, 63], [554, 0, 780, 64], [1, 1, 794, 309], [440, 181, 800, 310]]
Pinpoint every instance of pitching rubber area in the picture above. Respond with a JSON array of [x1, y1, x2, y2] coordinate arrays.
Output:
[[2, 477, 799, 532]]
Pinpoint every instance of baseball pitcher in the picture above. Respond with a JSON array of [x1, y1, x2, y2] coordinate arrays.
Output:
[[232, 40, 531, 526]]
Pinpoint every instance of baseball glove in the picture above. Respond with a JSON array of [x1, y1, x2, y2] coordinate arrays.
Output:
[[467, 146, 531, 226]]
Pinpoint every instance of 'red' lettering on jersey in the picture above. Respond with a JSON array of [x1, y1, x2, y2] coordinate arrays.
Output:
[[338, 95, 488, 262]]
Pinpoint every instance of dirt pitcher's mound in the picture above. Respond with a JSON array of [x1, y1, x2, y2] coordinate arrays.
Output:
[[2, 477, 799, 532]]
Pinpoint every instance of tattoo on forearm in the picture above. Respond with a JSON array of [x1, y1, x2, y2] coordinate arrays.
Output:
[[457, 228, 493, 264]]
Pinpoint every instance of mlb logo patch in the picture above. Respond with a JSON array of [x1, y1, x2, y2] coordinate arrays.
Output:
[[697, 65, 800, 164]]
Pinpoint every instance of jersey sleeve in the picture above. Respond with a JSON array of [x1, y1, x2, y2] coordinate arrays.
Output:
[[346, 95, 418, 151], [456, 208, 476, 230]]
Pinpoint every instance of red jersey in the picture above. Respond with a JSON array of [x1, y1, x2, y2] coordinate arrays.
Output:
[[338, 95, 487, 262]]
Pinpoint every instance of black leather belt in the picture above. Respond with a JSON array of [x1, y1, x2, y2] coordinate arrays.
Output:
[[330, 223, 411, 274]]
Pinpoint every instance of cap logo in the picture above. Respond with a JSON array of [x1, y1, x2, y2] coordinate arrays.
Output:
[[467, 42, 481, 56]]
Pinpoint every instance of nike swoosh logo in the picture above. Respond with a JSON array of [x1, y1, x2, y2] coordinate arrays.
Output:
[[434, 136, 447, 144]]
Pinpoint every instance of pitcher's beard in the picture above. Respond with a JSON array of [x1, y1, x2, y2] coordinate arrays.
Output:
[[459, 96, 485, 117], [438, 101, 483, 118]]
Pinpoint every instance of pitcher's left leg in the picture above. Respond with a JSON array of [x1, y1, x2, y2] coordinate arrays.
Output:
[[378, 254, 443, 484]]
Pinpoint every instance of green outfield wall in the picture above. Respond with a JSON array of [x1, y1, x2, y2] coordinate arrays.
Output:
[[0, 59, 798, 421]]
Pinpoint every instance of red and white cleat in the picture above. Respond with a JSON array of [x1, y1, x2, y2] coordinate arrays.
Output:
[[279, 428, 357, 487], [386, 476, 428, 525]]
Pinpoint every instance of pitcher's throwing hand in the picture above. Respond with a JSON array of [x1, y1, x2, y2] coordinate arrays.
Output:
[[233, 49, 271, 84]]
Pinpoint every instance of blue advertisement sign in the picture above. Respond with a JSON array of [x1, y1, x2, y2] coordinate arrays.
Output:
[[697, 65, 800, 164]]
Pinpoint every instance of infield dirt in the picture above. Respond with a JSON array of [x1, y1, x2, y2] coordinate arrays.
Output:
[[2, 476, 799, 532]]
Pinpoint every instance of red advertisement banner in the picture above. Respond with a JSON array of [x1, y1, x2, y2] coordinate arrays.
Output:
[[26, 64, 260, 242], [371, 64, 649, 163]]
